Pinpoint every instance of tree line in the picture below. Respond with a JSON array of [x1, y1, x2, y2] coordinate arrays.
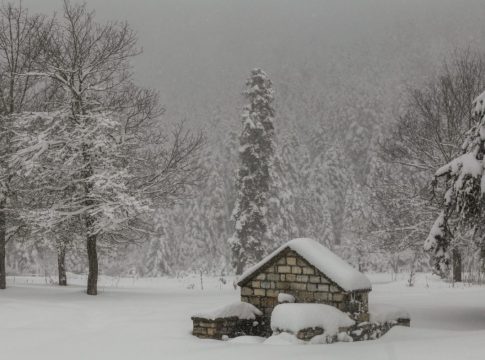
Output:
[[0, 1, 203, 295], [2, 1, 485, 286], [189, 48, 485, 282]]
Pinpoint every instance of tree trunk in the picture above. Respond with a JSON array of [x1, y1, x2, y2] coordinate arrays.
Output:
[[235, 260, 244, 276], [58, 247, 67, 286], [452, 248, 462, 283], [86, 232, 98, 295], [480, 237, 485, 274], [81, 141, 98, 295], [0, 203, 6, 290]]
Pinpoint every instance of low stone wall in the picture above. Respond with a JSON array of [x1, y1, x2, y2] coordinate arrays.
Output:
[[193, 314, 410, 342], [285, 318, 410, 343], [296, 327, 324, 341], [345, 318, 410, 341], [191, 316, 267, 339]]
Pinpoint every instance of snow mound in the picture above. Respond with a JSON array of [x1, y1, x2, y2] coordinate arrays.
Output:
[[228, 336, 266, 344], [192, 301, 262, 320], [263, 332, 304, 345], [278, 293, 295, 303], [271, 303, 355, 336], [369, 304, 410, 323], [239, 238, 371, 291]]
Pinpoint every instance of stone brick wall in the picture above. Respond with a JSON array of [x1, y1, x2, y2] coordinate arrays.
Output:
[[191, 316, 266, 339], [192, 315, 410, 342], [279, 319, 410, 343], [239, 248, 370, 324]]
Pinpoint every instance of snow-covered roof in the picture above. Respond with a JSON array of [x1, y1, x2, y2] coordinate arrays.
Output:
[[238, 238, 372, 292]]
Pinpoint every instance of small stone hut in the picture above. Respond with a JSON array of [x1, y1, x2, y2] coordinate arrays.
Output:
[[237, 238, 372, 331]]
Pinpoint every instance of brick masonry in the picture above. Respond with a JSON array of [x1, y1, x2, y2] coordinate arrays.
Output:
[[191, 247, 379, 340], [191, 316, 268, 339], [239, 248, 370, 329], [279, 318, 411, 343]]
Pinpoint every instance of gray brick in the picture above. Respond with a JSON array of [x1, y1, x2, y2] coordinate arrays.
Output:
[[255, 273, 266, 280], [314, 292, 329, 301], [278, 266, 291, 273], [290, 282, 306, 291], [302, 267, 315, 275], [296, 275, 308, 283], [241, 287, 253, 296], [261, 281, 271, 289], [254, 289, 266, 296]]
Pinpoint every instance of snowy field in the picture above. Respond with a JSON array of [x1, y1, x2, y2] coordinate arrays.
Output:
[[1, 273, 485, 360]]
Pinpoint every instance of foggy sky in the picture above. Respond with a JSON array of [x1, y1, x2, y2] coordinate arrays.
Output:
[[21, 0, 485, 123]]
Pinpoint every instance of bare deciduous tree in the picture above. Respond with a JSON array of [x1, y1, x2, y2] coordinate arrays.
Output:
[[0, 1, 52, 289], [380, 49, 485, 281], [11, 1, 204, 295]]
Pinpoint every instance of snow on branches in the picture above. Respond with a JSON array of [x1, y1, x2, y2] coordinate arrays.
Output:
[[426, 90, 485, 274], [10, 111, 148, 237], [230, 69, 275, 274]]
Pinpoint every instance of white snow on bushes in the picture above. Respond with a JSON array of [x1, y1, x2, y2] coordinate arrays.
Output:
[[239, 238, 371, 291], [271, 303, 355, 336], [435, 152, 482, 190], [424, 211, 445, 251], [473, 90, 485, 117], [193, 301, 262, 320], [369, 304, 410, 323]]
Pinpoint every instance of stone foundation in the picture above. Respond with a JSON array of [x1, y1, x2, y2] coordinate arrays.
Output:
[[191, 316, 268, 339], [286, 318, 411, 343], [296, 327, 324, 341], [345, 318, 410, 341]]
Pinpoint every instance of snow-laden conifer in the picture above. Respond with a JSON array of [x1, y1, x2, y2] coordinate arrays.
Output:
[[230, 69, 275, 274], [425, 90, 485, 274]]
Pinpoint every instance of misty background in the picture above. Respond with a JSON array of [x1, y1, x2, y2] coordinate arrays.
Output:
[[23, 0, 485, 121], [11, 0, 485, 278]]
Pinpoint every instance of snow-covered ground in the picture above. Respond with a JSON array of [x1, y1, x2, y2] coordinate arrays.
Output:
[[1, 273, 485, 360]]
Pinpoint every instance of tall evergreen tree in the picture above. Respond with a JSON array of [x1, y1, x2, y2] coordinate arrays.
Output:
[[322, 144, 349, 246], [230, 69, 275, 274], [425, 90, 485, 275], [145, 215, 172, 277], [307, 142, 349, 246], [267, 133, 298, 247]]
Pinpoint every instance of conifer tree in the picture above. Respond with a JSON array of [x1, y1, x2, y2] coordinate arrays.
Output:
[[322, 144, 349, 246], [230, 69, 275, 274], [425, 90, 485, 275], [145, 221, 172, 277], [267, 134, 298, 248]]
